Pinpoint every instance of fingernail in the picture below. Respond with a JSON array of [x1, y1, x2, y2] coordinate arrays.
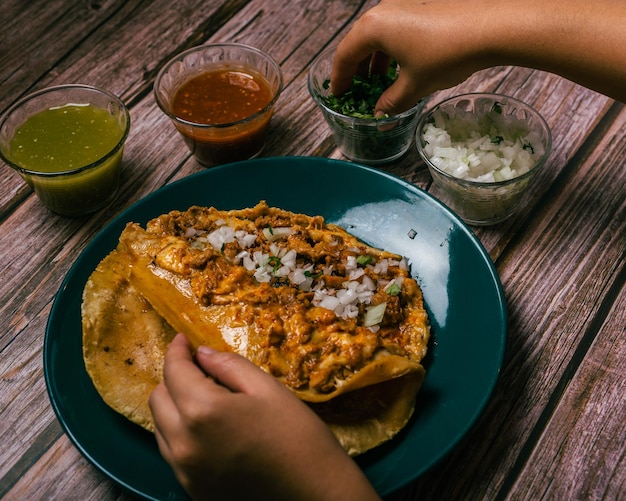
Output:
[[197, 345, 217, 356]]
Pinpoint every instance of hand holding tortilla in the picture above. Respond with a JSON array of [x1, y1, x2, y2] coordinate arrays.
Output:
[[149, 333, 381, 501]]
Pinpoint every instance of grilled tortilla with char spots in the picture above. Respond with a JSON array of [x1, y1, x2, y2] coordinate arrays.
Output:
[[82, 202, 430, 455]]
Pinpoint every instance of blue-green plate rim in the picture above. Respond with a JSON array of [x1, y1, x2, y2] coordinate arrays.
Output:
[[44, 156, 506, 499]]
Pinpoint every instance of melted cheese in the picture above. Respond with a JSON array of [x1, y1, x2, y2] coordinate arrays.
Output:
[[119, 202, 430, 402]]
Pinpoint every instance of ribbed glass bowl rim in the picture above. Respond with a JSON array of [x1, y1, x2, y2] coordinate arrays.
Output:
[[415, 92, 552, 188]]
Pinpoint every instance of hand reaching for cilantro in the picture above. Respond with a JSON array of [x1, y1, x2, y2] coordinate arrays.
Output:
[[321, 51, 398, 119], [330, 0, 626, 116]]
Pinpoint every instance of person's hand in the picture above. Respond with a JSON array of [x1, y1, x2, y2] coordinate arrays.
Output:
[[331, 0, 626, 111], [331, 0, 490, 116], [149, 333, 380, 501]]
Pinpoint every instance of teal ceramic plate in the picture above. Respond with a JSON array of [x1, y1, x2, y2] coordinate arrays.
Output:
[[44, 156, 506, 500]]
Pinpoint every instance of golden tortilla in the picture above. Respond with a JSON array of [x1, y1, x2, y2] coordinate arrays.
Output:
[[82, 202, 430, 454], [82, 249, 176, 432], [309, 371, 425, 456]]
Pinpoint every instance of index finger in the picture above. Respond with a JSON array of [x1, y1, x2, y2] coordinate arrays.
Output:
[[330, 40, 376, 96], [194, 346, 291, 399], [161, 333, 226, 401]]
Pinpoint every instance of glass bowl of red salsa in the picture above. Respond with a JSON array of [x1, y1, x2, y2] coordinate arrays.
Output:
[[154, 43, 283, 167]]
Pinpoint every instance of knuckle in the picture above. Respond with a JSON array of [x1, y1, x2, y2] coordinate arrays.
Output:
[[181, 399, 215, 428]]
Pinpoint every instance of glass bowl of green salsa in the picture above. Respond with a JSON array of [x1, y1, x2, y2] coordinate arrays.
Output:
[[308, 46, 426, 165], [0, 84, 130, 216]]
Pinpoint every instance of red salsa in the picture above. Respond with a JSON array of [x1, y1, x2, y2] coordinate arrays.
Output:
[[171, 66, 276, 166]]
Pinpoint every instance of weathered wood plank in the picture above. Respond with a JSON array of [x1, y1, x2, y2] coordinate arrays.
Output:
[[0, 0, 127, 110], [508, 280, 626, 500], [3, 433, 131, 500], [1, 0, 624, 498]]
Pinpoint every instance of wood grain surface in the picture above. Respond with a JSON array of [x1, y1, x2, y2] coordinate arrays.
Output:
[[1, 0, 624, 499]]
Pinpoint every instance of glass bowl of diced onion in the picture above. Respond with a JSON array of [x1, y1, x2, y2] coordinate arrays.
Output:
[[416, 93, 551, 225]]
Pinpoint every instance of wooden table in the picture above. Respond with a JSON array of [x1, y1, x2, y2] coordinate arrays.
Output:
[[1, 0, 624, 499]]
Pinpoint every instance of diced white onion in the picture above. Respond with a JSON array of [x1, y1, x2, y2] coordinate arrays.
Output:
[[422, 106, 545, 182], [337, 288, 358, 305], [385, 276, 404, 294], [345, 255, 357, 270], [318, 295, 340, 311], [363, 303, 386, 327], [207, 225, 236, 249], [263, 226, 296, 242], [348, 268, 365, 280]]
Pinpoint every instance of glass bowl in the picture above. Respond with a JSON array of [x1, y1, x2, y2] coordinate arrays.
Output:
[[416, 93, 552, 225], [308, 46, 425, 165], [154, 43, 283, 167], [0, 84, 130, 216]]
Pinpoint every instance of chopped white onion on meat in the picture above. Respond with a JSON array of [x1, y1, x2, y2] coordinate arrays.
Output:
[[191, 223, 409, 325], [207, 225, 235, 249], [385, 276, 404, 294], [363, 303, 386, 327], [348, 268, 365, 280], [263, 226, 296, 242]]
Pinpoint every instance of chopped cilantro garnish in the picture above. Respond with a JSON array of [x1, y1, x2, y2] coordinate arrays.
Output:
[[304, 270, 323, 279], [386, 283, 402, 296], [523, 142, 535, 154], [356, 255, 373, 266], [491, 135, 504, 144], [320, 62, 398, 119], [267, 256, 281, 273]]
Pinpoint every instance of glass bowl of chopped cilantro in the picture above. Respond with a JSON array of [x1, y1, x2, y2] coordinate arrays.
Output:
[[308, 47, 426, 165], [416, 93, 552, 225]]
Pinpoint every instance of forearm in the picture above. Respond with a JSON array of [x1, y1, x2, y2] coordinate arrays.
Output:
[[482, 0, 626, 101]]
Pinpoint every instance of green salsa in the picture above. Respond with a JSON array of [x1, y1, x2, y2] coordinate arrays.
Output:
[[6, 103, 128, 216], [9, 103, 124, 172]]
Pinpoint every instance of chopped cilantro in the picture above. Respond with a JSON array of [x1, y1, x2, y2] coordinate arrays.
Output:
[[320, 62, 398, 119], [267, 256, 281, 273], [356, 255, 373, 266], [304, 270, 323, 279], [386, 283, 402, 296]]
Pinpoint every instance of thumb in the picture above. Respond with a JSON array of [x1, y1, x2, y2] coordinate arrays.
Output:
[[375, 72, 424, 117], [195, 346, 289, 397]]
